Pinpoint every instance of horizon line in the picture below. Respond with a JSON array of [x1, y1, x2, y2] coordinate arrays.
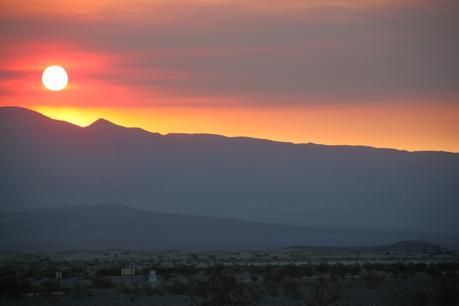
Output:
[[2, 105, 458, 154]]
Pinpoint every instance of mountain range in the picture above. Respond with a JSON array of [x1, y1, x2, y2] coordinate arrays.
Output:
[[1, 106, 458, 249], [0, 203, 450, 251]]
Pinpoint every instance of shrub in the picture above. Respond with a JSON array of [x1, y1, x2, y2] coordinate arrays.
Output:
[[281, 278, 302, 299], [0, 275, 33, 295], [305, 279, 340, 306], [93, 277, 113, 289]]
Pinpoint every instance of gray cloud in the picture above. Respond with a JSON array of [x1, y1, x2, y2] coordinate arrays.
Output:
[[0, 70, 30, 79], [1, 0, 459, 105]]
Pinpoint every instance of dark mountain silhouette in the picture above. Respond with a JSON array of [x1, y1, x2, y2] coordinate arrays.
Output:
[[1, 106, 458, 248], [379, 240, 446, 251], [0, 204, 449, 251], [283, 240, 446, 252]]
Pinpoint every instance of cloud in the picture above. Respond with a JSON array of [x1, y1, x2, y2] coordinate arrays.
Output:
[[1, 0, 458, 106], [0, 69, 29, 79]]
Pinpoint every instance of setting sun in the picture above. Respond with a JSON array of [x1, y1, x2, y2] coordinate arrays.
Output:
[[42, 65, 68, 91]]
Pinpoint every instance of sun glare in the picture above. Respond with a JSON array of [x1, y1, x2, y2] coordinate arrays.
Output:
[[42, 65, 68, 91]]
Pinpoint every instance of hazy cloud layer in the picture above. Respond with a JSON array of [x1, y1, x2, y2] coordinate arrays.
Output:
[[1, 0, 459, 106]]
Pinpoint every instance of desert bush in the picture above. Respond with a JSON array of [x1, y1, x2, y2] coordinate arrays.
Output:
[[329, 263, 348, 279], [316, 262, 330, 274], [0, 275, 33, 295], [281, 278, 302, 299], [41, 279, 59, 292], [164, 278, 189, 295], [190, 268, 262, 306], [96, 267, 121, 277], [350, 263, 361, 276], [93, 277, 113, 289], [305, 279, 340, 306], [363, 273, 386, 289]]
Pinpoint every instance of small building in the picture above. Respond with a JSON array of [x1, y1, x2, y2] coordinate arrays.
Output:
[[121, 268, 135, 276], [149, 270, 157, 286]]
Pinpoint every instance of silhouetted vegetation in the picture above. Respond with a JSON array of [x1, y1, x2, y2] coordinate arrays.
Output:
[[0, 249, 458, 305]]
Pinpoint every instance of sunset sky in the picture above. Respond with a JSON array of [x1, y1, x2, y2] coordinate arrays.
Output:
[[1, 0, 458, 152]]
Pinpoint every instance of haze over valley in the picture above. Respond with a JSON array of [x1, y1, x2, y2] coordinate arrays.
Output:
[[1, 107, 458, 250]]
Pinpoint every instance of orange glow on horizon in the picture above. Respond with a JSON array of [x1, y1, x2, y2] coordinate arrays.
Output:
[[2, 0, 458, 154], [31, 104, 459, 153]]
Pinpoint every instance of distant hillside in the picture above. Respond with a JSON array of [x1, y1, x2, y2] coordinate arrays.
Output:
[[380, 240, 446, 251], [1, 107, 459, 249], [283, 240, 447, 252], [0, 204, 449, 251]]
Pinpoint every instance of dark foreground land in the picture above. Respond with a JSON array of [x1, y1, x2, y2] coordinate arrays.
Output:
[[1, 243, 458, 306]]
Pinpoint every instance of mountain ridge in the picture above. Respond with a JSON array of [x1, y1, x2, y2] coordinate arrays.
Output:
[[0, 203, 451, 251], [283, 240, 447, 252], [1, 106, 456, 154], [1, 106, 458, 249]]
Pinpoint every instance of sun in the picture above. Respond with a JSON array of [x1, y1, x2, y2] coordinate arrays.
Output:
[[42, 65, 68, 91]]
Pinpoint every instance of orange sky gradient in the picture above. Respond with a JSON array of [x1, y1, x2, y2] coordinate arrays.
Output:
[[1, 0, 458, 152], [32, 104, 459, 153]]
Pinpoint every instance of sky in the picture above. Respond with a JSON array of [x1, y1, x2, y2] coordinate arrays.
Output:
[[1, 0, 458, 152]]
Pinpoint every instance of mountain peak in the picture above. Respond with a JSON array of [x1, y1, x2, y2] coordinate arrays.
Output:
[[0, 106, 49, 121], [385, 240, 446, 251], [88, 118, 120, 129]]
